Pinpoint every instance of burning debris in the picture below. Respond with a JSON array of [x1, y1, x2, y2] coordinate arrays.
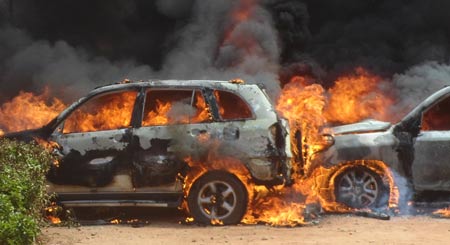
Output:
[[433, 207, 450, 218]]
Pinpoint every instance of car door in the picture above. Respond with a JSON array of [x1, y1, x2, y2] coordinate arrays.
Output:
[[47, 90, 138, 192], [131, 88, 214, 191], [413, 95, 450, 191]]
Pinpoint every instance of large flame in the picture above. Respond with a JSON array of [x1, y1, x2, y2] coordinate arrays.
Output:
[[276, 76, 327, 167], [0, 87, 66, 134], [64, 91, 137, 133], [324, 67, 394, 124], [143, 92, 211, 126], [271, 68, 399, 223]]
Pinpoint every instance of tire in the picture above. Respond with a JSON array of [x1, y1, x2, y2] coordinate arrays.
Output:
[[334, 166, 389, 209], [187, 171, 248, 225]]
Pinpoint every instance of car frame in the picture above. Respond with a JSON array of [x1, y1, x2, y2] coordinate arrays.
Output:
[[5, 79, 293, 224]]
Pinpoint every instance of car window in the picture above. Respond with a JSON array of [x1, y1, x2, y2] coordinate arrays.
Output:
[[214, 90, 253, 120], [63, 91, 137, 133], [142, 89, 212, 126], [422, 96, 450, 131]]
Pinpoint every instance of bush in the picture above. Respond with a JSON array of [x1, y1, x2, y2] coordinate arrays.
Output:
[[0, 138, 52, 245]]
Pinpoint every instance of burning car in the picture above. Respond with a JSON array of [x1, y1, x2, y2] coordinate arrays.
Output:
[[310, 86, 450, 210], [4, 79, 292, 225]]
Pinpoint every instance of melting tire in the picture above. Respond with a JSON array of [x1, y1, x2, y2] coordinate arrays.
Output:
[[334, 166, 388, 209], [187, 171, 247, 225]]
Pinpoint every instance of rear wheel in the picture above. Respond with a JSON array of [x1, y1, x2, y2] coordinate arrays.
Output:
[[334, 166, 388, 209], [187, 171, 247, 225]]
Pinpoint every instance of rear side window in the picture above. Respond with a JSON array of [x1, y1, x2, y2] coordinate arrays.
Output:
[[214, 90, 253, 120], [422, 96, 450, 131], [63, 91, 137, 133], [142, 89, 212, 126]]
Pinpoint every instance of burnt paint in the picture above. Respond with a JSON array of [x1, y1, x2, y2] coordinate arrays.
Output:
[[47, 149, 123, 187], [132, 138, 188, 187], [47, 128, 135, 187], [336, 144, 371, 161]]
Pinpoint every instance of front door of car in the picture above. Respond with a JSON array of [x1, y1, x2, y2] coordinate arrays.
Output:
[[131, 88, 214, 190], [47, 90, 138, 191], [413, 95, 450, 191]]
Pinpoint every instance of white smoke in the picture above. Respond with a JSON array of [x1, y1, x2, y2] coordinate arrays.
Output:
[[390, 61, 450, 118]]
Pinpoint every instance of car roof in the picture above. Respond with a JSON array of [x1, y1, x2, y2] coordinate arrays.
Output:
[[86, 79, 261, 97], [93, 79, 253, 91]]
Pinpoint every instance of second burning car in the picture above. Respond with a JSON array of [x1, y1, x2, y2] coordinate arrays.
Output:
[[309, 86, 450, 209], [5, 79, 292, 224]]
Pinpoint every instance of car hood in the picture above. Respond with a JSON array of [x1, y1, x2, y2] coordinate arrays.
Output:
[[1, 126, 53, 142], [331, 119, 392, 135]]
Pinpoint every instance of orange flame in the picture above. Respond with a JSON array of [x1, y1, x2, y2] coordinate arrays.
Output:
[[276, 77, 327, 166], [63, 91, 137, 133], [270, 68, 399, 223], [433, 207, 450, 218], [143, 100, 172, 126], [324, 67, 394, 124], [0, 87, 66, 134], [45, 204, 62, 224], [143, 92, 211, 126]]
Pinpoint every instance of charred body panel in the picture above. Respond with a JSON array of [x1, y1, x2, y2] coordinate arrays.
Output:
[[413, 131, 450, 190], [310, 130, 399, 171]]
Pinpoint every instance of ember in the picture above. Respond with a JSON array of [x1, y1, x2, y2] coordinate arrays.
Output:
[[45, 203, 63, 224]]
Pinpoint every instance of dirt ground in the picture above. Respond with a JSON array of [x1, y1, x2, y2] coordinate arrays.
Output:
[[41, 209, 450, 245]]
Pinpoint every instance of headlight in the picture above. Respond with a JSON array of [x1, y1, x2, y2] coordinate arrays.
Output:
[[322, 134, 335, 147]]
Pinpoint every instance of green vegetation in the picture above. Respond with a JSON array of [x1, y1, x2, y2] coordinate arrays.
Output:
[[0, 138, 52, 245]]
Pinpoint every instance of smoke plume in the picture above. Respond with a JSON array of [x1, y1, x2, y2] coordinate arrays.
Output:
[[1, 0, 450, 100]]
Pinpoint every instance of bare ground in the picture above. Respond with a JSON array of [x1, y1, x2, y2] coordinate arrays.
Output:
[[40, 209, 450, 245]]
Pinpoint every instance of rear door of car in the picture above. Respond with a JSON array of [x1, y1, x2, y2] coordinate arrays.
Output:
[[131, 87, 214, 192]]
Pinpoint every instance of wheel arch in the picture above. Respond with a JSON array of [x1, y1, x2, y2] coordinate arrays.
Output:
[[326, 160, 398, 209]]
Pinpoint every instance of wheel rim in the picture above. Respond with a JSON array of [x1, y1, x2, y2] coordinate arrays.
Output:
[[197, 180, 237, 220], [336, 168, 379, 208]]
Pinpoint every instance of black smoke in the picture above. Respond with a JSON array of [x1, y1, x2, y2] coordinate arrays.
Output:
[[1, 0, 450, 102], [297, 0, 450, 83]]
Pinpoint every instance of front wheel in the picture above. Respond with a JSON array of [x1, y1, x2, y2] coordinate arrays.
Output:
[[334, 166, 389, 209], [187, 171, 248, 225]]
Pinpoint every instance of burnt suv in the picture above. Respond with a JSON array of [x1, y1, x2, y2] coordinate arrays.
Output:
[[5, 79, 292, 224], [311, 86, 450, 209]]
